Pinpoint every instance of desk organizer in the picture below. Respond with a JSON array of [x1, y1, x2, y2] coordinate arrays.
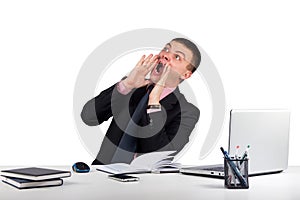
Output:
[[224, 157, 249, 189]]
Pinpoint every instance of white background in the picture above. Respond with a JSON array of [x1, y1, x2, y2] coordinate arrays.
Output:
[[0, 0, 299, 166]]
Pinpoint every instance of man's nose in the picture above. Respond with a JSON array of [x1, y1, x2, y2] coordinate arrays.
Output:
[[163, 53, 170, 61]]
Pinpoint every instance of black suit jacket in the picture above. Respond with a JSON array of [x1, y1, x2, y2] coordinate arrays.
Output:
[[81, 83, 200, 165]]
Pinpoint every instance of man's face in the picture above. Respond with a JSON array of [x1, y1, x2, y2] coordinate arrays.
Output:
[[150, 40, 193, 85]]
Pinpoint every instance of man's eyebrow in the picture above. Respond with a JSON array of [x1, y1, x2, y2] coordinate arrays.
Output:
[[175, 50, 186, 59], [165, 43, 186, 58]]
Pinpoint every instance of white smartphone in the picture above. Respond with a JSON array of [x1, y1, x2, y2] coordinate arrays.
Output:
[[108, 174, 139, 182]]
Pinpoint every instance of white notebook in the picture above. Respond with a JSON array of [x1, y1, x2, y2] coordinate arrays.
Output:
[[97, 151, 180, 174]]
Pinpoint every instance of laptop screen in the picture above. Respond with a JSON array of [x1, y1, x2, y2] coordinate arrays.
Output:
[[228, 109, 290, 175]]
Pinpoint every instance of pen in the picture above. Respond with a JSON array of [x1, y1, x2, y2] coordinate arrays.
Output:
[[220, 147, 247, 187], [240, 145, 251, 165], [235, 145, 240, 159], [235, 145, 241, 170]]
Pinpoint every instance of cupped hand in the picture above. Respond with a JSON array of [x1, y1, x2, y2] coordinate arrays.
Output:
[[148, 65, 172, 105], [123, 54, 158, 90]]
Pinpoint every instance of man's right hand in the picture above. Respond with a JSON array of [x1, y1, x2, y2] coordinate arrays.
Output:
[[122, 54, 158, 90]]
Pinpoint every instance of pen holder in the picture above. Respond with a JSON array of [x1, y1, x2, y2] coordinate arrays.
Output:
[[224, 157, 249, 189]]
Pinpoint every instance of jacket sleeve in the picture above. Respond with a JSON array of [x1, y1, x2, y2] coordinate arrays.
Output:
[[81, 83, 134, 126], [138, 96, 200, 153]]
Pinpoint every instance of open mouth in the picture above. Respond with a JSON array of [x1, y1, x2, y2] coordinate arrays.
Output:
[[155, 62, 166, 74]]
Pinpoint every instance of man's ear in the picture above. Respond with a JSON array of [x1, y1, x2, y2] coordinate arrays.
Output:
[[181, 71, 192, 80]]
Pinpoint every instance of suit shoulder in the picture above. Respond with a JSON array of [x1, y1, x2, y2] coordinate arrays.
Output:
[[176, 91, 200, 117]]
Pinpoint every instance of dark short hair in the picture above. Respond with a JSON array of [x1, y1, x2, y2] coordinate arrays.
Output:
[[171, 38, 201, 73]]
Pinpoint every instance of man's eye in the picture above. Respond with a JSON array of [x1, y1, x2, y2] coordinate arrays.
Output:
[[175, 55, 180, 60], [164, 47, 169, 52]]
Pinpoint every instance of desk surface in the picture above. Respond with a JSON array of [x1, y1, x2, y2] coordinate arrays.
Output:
[[1, 166, 300, 200]]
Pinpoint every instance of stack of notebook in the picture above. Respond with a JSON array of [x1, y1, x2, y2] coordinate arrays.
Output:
[[0, 167, 71, 189]]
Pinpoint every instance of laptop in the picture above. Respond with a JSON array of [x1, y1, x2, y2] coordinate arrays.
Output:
[[180, 109, 290, 178]]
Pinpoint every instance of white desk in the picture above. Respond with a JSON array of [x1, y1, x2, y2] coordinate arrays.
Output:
[[1, 166, 300, 200]]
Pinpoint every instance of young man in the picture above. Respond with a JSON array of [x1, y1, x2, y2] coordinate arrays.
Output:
[[81, 38, 201, 164]]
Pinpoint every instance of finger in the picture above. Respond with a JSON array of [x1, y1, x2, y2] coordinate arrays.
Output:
[[150, 55, 159, 62], [142, 54, 153, 66], [162, 64, 170, 74], [149, 55, 159, 66], [147, 59, 158, 72], [159, 65, 171, 83], [145, 54, 153, 61], [136, 55, 146, 67]]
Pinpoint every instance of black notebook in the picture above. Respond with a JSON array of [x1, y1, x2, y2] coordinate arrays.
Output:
[[1, 176, 63, 189], [0, 167, 71, 181]]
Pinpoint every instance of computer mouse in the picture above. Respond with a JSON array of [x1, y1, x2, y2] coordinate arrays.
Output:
[[72, 162, 90, 173]]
